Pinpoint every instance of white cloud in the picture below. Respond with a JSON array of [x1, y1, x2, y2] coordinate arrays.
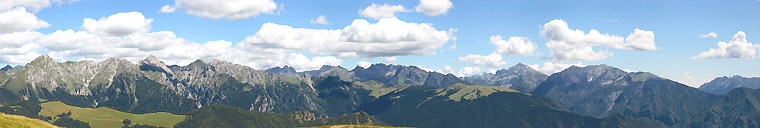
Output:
[[679, 72, 702, 88], [415, 0, 453, 16], [417, 66, 434, 72], [360, 4, 410, 20], [458, 53, 507, 67], [491, 35, 536, 55], [693, 31, 759, 59], [240, 17, 455, 58], [160, 0, 278, 20], [528, 62, 585, 74], [487, 69, 497, 74], [0, 11, 342, 72], [0, 31, 44, 64], [541, 19, 657, 62], [457, 66, 480, 77], [0, 7, 50, 33], [699, 32, 718, 38], [81, 12, 153, 36], [0, 0, 79, 12], [384, 56, 397, 63], [623, 28, 658, 50], [284, 53, 342, 71], [436, 65, 455, 75], [431, 66, 483, 77], [310, 15, 329, 25], [160, 5, 177, 13], [357, 61, 372, 69]]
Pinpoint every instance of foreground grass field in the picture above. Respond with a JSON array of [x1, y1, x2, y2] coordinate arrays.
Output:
[[38, 101, 185, 128], [303, 125, 411, 128], [0, 112, 59, 128]]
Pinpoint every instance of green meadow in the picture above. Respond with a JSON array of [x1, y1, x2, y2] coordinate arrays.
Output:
[[38, 101, 185, 128]]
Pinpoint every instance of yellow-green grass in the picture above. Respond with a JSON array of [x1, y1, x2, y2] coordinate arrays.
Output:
[[302, 125, 412, 128], [0, 112, 60, 128], [436, 83, 522, 101], [352, 81, 407, 98], [38, 101, 185, 128]]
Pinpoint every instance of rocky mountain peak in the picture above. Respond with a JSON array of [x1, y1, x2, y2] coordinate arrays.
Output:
[[265, 65, 298, 77], [269, 65, 296, 72], [28, 55, 57, 67], [187, 59, 208, 67], [498, 63, 544, 76], [101, 58, 132, 65], [0, 65, 12, 72], [699, 75, 760, 95], [138, 55, 174, 75], [318, 65, 344, 71], [140, 55, 165, 66]]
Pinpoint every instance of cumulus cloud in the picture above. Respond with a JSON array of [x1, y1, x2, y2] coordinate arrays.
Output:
[[623, 28, 658, 50], [693, 31, 759, 59], [0, 11, 342, 71], [528, 62, 585, 74], [0, 7, 50, 33], [160, 0, 278, 20], [357, 61, 372, 69], [438, 65, 455, 75], [542, 19, 657, 62], [284, 53, 342, 71], [431, 66, 482, 77], [0, 0, 79, 12], [81, 12, 153, 36], [457, 35, 532, 67], [240, 17, 455, 58], [457, 66, 480, 77], [0, 31, 44, 64], [310, 15, 329, 25], [360, 4, 410, 20], [491, 35, 536, 55], [699, 32, 718, 38], [415, 0, 453, 16], [458, 53, 507, 67]]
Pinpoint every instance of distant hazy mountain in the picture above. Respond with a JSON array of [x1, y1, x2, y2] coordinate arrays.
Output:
[[530, 64, 760, 127], [699, 75, 760, 95], [358, 84, 666, 128], [0, 65, 11, 72], [265, 63, 465, 89], [299, 65, 357, 82], [351, 63, 465, 88], [264, 65, 300, 78], [464, 63, 548, 92]]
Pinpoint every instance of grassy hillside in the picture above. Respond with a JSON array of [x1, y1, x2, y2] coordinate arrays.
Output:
[[0, 112, 59, 128], [435, 83, 522, 101], [38, 101, 185, 128], [359, 85, 667, 128], [175, 104, 389, 128], [302, 125, 410, 128]]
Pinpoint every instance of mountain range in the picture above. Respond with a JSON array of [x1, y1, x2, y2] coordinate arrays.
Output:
[[1, 55, 759, 128], [698, 75, 760, 95]]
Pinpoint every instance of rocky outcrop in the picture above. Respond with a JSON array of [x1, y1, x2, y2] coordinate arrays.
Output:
[[464, 63, 548, 92]]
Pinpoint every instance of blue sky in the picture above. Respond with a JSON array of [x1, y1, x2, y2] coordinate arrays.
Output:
[[1, 0, 759, 87]]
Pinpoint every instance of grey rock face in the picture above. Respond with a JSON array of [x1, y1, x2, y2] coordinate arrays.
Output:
[[2, 55, 325, 115], [699, 75, 760, 95], [464, 63, 548, 92]]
